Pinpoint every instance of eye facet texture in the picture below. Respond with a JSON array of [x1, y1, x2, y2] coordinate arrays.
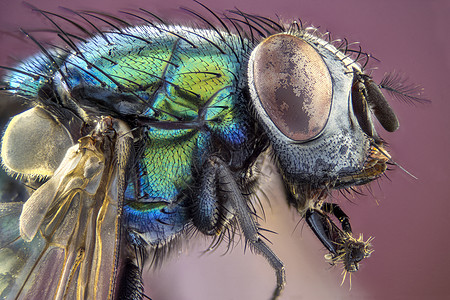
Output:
[[251, 34, 332, 141]]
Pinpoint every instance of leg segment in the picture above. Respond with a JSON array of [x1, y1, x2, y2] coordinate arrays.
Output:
[[116, 259, 144, 300], [305, 209, 340, 255], [305, 205, 372, 273], [322, 203, 352, 233], [193, 159, 221, 235], [194, 156, 285, 300]]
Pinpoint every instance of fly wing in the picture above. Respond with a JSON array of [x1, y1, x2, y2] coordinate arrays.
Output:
[[0, 118, 133, 300]]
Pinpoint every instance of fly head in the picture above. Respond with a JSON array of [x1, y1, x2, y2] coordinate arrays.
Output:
[[247, 30, 399, 199]]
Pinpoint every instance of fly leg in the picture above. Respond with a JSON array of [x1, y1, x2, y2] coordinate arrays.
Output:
[[193, 156, 285, 300], [192, 156, 222, 235], [116, 259, 144, 300], [305, 205, 372, 273], [305, 202, 357, 256], [321, 203, 352, 233], [305, 208, 341, 255]]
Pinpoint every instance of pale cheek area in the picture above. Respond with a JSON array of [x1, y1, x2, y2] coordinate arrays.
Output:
[[0, 0, 448, 300]]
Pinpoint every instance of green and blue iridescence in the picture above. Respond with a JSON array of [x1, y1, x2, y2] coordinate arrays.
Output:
[[6, 25, 252, 246]]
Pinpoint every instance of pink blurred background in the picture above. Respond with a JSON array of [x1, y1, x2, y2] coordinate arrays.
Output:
[[0, 0, 448, 299]]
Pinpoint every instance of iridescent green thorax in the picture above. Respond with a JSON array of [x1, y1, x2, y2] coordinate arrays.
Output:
[[4, 23, 258, 249], [133, 26, 250, 200], [8, 24, 252, 202], [67, 25, 252, 201]]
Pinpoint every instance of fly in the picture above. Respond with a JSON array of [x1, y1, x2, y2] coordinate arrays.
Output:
[[0, 2, 425, 300]]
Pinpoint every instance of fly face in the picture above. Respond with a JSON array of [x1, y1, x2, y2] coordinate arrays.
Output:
[[0, 4, 414, 300], [248, 32, 392, 188]]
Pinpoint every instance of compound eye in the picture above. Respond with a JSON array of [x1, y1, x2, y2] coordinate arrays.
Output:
[[251, 34, 332, 141]]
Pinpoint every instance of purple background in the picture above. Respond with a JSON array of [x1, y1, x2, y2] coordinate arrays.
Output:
[[1, 0, 448, 299]]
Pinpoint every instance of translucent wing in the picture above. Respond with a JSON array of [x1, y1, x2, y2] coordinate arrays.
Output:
[[0, 109, 132, 300]]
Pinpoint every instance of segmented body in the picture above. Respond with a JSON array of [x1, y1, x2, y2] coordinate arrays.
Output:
[[0, 5, 401, 299]]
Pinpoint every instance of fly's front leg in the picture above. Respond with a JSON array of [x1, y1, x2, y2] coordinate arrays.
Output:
[[195, 156, 285, 300], [321, 203, 352, 233], [305, 208, 340, 255], [305, 204, 372, 274]]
